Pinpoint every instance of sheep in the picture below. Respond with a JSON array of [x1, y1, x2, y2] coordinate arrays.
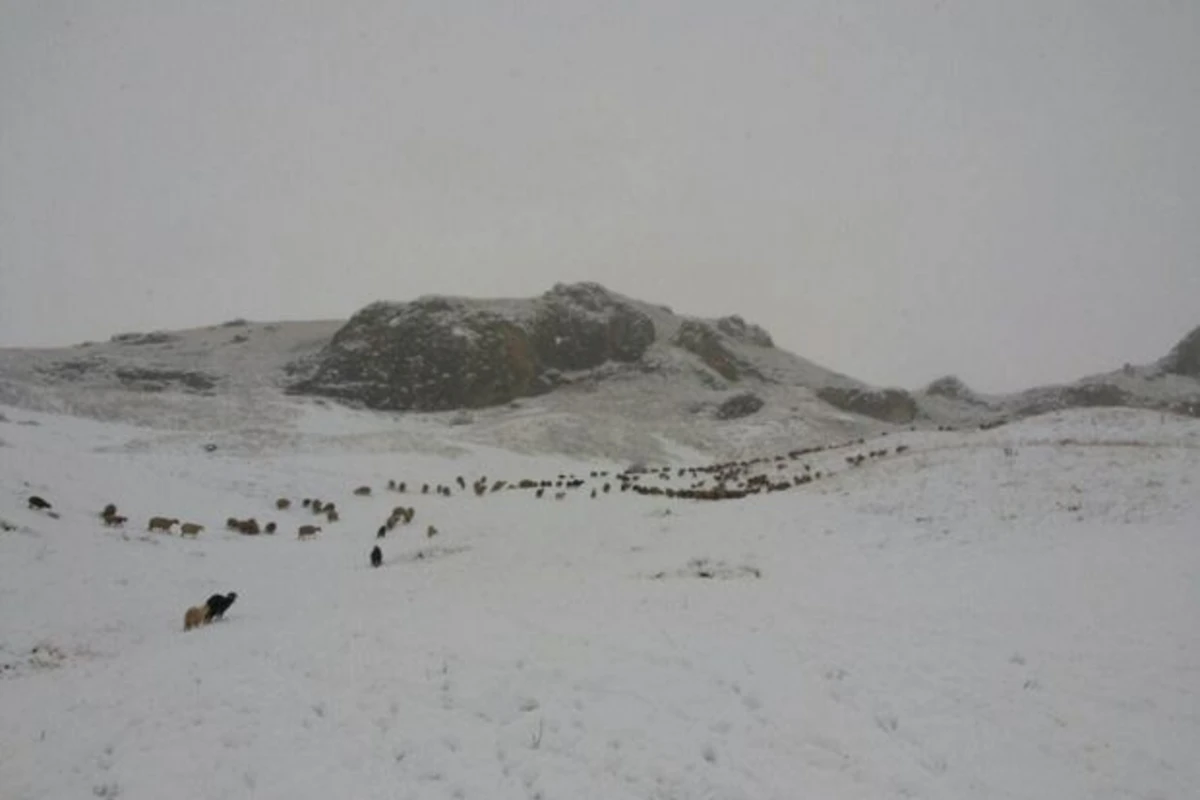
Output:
[[297, 524, 320, 539], [325, 508, 339, 523], [226, 517, 240, 531], [302, 498, 312, 508], [276, 498, 291, 510], [100, 503, 118, 519], [456, 476, 466, 490], [102, 514, 127, 527], [353, 486, 371, 496], [311, 500, 324, 514], [377, 525, 387, 539], [397, 482, 407, 493], [535, 488, 545, 498], [265, 521, 277, 534], [370, 545, 382, 568], [183, 605, 208, 631], [180, 522, 204, 537], [27, 496, 51, 511], [426, 525, 438, 539], [387, 479, 396, 491], [421, 484, 429, 494], [148, 516, 178, 533]]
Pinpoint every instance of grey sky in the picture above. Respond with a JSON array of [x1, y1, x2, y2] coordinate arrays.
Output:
[[2, 1, 1197, 393]]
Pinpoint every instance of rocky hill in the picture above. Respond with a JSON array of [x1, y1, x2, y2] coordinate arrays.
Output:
[[0, 282, 1196, 459], [285, 282, 892, 418]]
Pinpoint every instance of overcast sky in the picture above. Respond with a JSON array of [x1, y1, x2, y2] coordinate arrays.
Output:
[[1, 1, 1196, 393]]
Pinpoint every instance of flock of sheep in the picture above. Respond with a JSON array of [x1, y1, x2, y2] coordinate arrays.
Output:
[[19, 427, 945, 635]]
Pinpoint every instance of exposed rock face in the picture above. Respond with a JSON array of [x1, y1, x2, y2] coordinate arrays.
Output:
[[816, 386, 919, 424], [715, 315, 773, 348], [715, 392, 765, 420], [1160, 325, 1200, 377], [289, 284, 657, 411], [672, 320, 760, 382], [529, 283, 656, 372], [925, 375, 974, 401]]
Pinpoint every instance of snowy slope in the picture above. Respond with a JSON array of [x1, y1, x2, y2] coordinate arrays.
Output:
[[1, 405, 1198, 800]]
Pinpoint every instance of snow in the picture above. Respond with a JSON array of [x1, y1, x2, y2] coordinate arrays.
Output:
[[1, 403, 1198, 799]]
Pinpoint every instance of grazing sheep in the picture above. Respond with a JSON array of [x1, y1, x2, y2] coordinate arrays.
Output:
[[325, 508, 339, 523], [237, 519, 260, 535], [27, 496, 51, 511], [297, 524, 320, 539], [353, 486, 371, 496], [184, 605, 208, 631], [148, 516, 178, 533], [180, 522, 204, 537], [426, 525, 438, 539], [204, 592, 237, 622], [370, 545, 382, 568], [311, 500, 324, 514], [265, 521, 277, 534], [276, 498, 291, 510], [100, 503, 118, 519], [103, 514, 127, 527]]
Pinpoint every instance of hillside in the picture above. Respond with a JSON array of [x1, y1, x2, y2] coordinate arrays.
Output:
[[0, 283, 1197, 463], [1, 403, 1197, 799]]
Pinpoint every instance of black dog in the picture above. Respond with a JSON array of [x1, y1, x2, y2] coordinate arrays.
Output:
[[27, 495, 51, 511], [370, 546, 382, 568], [204, 592, 238, 622]]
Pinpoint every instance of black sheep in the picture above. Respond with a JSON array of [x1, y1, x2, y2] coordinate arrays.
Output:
[[27, 495, 51, 510], [370, 545, 382, 568]]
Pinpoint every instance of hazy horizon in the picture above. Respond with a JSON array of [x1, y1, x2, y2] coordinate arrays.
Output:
[[3, 1, 1197, 394]]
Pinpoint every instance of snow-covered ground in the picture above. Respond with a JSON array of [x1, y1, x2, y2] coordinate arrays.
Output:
[[1, 403, 1197, 799]]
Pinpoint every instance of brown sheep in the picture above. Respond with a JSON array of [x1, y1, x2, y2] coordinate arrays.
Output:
[[325, 508, 339, 523], [148, 516, 178, 533], [297, 524, 320, 539], [237, 519, 260, 535], [180, 523, 204, 537], [276, 498, 291, 510], [353, 486, 371, 496], [183, 605, 208, 631]]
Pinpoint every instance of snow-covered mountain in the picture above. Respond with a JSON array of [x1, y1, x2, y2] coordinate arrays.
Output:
[[1, 283, 1196, 464]]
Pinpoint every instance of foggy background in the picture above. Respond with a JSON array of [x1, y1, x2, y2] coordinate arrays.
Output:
[[1, 1, 1196, 393]]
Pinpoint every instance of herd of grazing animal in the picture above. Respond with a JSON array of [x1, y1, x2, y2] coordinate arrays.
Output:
[[17, 426, 940, 635]]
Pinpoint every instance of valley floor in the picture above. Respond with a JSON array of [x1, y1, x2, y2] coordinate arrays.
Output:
[[1, 405, 1197, 799]]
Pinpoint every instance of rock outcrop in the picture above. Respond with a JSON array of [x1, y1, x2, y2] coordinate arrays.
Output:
[[289, 284, 657, 411], [1160, 324, 1200, 378], [816, 386, 919, 424]]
